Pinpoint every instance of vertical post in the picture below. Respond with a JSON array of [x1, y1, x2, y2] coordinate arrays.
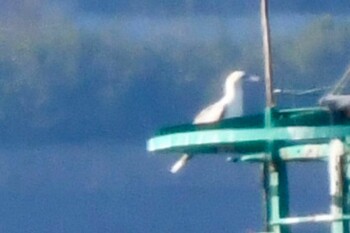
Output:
[[261, 0, 288, 232], [260, 1, 289, 232], [329, 139, 345, 233], [263, 162, 277, 233], [344, 137, 350, 233], [261, 0, 275, 108], [264, 159, 289, 233]]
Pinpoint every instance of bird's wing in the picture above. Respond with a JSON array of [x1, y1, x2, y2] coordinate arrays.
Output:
[[193, 101, 225, 124], [170, 71, 248, 173], [170, 103, 225, 174]]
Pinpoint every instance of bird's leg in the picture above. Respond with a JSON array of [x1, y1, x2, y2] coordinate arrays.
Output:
[[170, 154, 192, 173]]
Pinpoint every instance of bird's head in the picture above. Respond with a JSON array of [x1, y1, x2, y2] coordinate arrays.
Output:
[[225, 70, 261, 91]]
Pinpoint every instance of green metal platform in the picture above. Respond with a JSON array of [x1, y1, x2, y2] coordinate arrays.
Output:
[[146, 1, 350, 232], [147, 107, 350, 156], [147, 107, 350, 233]]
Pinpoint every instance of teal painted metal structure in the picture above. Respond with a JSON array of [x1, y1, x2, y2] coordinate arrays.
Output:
[[146, 0, 350, 231], [148, 108, 350, 154], [146, 107, 350, 232]]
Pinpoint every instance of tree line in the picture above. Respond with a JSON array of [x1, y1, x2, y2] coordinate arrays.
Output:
[[0, 11, 349, 144], [2, 0, 350, 16]]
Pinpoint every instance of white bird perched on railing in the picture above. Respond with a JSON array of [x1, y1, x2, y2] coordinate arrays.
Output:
[[170, 70, 261, 173]]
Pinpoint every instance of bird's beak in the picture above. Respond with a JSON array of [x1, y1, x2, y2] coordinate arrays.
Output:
[[245, 75, 261, 82]]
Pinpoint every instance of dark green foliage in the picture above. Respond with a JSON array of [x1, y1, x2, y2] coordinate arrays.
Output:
[[60, 0, 350, 15], [0, 3, 349, 143], [272, 15, 350, 97]]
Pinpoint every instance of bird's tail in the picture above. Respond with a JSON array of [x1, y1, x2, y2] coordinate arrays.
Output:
[[170, 154, 192, 174]]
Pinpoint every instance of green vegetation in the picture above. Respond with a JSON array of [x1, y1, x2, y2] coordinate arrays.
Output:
[[0, 8, 349, 143], [53, 0, 350, 15], [278, 15, 350, 89]]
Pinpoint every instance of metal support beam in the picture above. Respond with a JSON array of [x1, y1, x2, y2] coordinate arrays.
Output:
[[263, 159, 290, 233], [271, 214, 350, 225], [262, 115, 290, 233], [343, 137, 350, 233], [260, 1, 284, 230], [229, 144, 329, 163], [329, 139, 347, 233], [279, 144, 329, 161]]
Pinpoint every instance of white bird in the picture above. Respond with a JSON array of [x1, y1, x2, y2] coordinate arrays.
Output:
[[170, 70, 260, 173]]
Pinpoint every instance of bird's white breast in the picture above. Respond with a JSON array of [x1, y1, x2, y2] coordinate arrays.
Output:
[[193, 102, 225, 124], [225, 80, 243, 118]]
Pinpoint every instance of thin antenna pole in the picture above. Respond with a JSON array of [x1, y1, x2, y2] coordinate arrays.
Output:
[[261, 0, 275, 108]]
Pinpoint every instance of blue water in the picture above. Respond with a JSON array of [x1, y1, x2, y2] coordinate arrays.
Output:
[[0, 141, 263, 232], [0, 141, 330, 232]]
